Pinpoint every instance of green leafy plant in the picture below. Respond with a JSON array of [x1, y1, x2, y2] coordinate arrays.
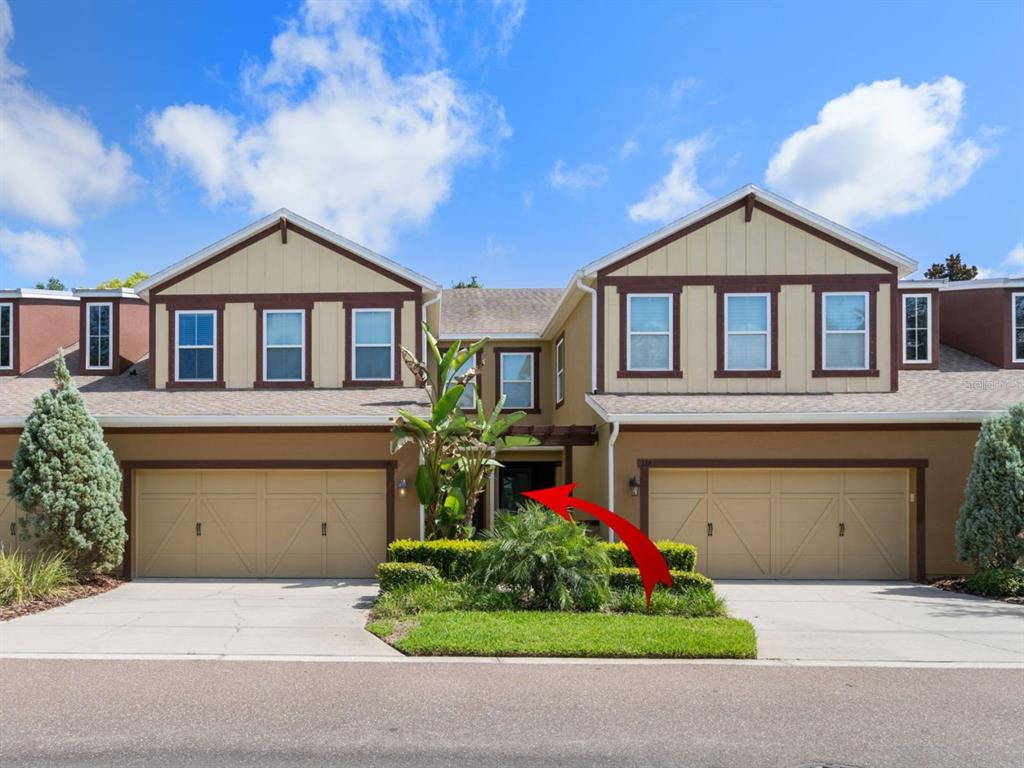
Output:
[[372, 579, 517, 621], [955, 404, 1024, 570], [8, 353, 126, 573], [391, 323, 537, 538], [474, 501, 612, 611], [376, 562, 440, 592], [965, 567, 1024, 598], [0, 549, 76, 606], [387, 539, 485, 579], [95, 270, 149, 289], [603, 540, 697, 572], [608, 566, 712, 594], [607, 586, 725, 617]]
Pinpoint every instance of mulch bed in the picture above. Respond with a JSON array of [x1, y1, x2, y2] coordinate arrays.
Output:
[[929, 577, 1024, 605], [0, 574, 126, 621]]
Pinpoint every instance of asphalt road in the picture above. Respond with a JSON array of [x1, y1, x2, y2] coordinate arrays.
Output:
[[1, 659, 1021, 768]]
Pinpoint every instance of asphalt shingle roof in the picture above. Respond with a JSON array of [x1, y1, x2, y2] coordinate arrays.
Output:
[[440, 288, 562, 336]]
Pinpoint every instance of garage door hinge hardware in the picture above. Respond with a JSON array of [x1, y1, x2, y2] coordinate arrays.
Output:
[[707, 522, 713, 537], [839, 522, 845, 537], [196, 522, 202, 537], [321, 522, 327, 536]]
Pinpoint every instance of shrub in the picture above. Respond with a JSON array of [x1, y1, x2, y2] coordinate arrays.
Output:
[[965, 567, 1024, 598], [387, 538, 485, 579], [8, 354, 125, 573], [608, 587, 725, 617], [474, 502, 612, 611], [0, 549, 76, 606], [602, 540, 697, 572], [608, 566, 713, 594], [372, 579, 517, 620], [955, 404, 1024, 569], [376, 562, 440, 593]]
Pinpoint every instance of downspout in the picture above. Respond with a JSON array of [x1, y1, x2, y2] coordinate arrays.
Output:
[[419, 292, 442, 541], [607, 420, 619, 542], [575, 278, 598, 393]]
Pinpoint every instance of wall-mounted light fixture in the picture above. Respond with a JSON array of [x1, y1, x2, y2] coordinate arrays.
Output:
[[397, 478, 408, 497], [628, 475, 640, 497]]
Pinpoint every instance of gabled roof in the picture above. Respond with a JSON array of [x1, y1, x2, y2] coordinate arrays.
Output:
[[439, 288, 563, 338], [135, 208, 441, 299], [580, 184, 918, 278]]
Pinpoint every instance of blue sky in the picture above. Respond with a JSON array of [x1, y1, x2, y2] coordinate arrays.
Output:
[[1, 0, 1022, 289]]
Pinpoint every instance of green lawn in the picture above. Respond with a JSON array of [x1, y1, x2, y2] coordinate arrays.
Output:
[[368, 610, 756, 659]]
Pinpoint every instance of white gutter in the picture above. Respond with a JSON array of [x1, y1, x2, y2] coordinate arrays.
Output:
[[421, 293, 442, 356], [606, 421, 619, 543], [437, 332, 542, 341], [0, 414, 407, 429], [576, 278, 598, 393], [584, 394, 999, 425]]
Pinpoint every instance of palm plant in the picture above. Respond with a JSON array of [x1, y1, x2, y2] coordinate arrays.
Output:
[[391, 323, 538, 539]]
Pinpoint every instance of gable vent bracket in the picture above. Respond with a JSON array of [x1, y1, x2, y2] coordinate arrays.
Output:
[[279, 217, 288, 244]]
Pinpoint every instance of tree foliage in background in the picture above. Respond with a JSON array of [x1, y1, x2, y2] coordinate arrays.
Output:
[[923, 253, 978, 281], [8, 353, 126, 573], [955, 404, 1024, 570], [450, 276, 482, 288], [96, 271, 149, 289], [34, 277, 66, 291], [391, 323, 538, 539]]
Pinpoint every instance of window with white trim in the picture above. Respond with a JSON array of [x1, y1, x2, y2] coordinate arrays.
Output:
[[725, 293, 770, 370], [352, 308, 394, 381], [1014, 293, 1024, 363], [555, 336, 565, 403], [175, 310, 216, 381], [448, 351, 477, 409], [822, 292, 869, 370], [0, 303, 12, 370], [86, 303, 113, 369], [263, 310, 305, 381], [902, 294, 931, 364], [627, 294, 671, 371], [500, 352, 534, 409]]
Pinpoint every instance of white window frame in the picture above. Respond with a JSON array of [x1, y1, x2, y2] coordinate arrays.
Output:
[[174, 310, 217, 382], [351, 308, 395, 381], [1014, 292, 1024, 364], [901, 293, 932, 365], [724, 293, 771, 371], [500, 351, 535, 410], [262, 309, 306, 382], [555, 336, 565, 403], [822, 291, 870, 371], [85, 302, 114, 370], [626, 293, 673, 372], [450, 350, 478, 409], [0, 303, 12, 371]]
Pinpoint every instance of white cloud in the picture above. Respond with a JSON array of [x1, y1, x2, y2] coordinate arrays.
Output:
[[0, 228, 83, 280], [662, 76, 701, 108], [765, 77, 986, 227], [627, 135, 711, 223], [493, 0, 527, 58], [1004, 242, 1024, 271], [521, 190, 534, 210], [0, 0, 136, 228], [548, 159, 608, 193], [148, 1, 506, 250], [618, 138, 639, 160]]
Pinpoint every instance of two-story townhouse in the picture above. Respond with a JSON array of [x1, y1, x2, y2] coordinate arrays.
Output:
[[1, 187, 1021, 582]]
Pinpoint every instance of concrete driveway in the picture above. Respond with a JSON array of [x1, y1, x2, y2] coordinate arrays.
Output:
[[717, 580, 1024, 664], [0, 579, 400, 659]]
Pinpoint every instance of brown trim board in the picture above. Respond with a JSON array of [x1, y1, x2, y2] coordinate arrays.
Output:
[[616, 286, 682, 378], [78, 300, 118, 375], [714, 284, 781, 378], [120, 459, 398, 579], [254, 301, 315, 389], [167, 302, 226, 389], [343, 299, 404, 387], [493, 346, 542, 414], [897, 288, 941, 371], [812, 284, 880, 379], [636, 457, 928, 581]]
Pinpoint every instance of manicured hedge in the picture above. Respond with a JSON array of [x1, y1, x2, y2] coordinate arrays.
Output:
[[609, 567, 713, 594], [377, 562, 441, 593], [387, 539, 485, 579], [603, 541, 697, 572]]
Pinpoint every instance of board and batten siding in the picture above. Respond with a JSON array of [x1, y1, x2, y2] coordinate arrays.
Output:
[[603, 206, 893, 394]]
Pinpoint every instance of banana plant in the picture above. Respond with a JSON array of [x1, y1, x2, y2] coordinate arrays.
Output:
[[391, 323, 537, 539]]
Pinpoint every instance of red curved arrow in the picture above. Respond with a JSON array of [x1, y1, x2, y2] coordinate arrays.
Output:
[[522, 483, 672, 609]]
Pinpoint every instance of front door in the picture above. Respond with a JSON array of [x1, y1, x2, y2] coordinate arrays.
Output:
[[498, 462, 557, 513]]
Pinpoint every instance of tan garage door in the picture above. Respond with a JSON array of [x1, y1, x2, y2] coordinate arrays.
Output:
[[134, 469, 386, 578], [649, 468, 909, 580], [0, 469, 34, 555]]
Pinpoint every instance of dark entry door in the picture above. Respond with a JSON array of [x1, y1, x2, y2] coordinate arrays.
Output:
[[498, 462, 557, 513]]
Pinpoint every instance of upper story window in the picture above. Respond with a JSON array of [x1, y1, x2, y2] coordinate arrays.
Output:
[[1014, 293, 1024, 363], [86, 303, 113, 370], [902, 294, 932, 364], [0, 303, 11, 370], [450, 351, 477, 409], [627, 294, 672, 371], [822, 292, 869, 370], [263, 310, 305, 381], [175, 310, 216, 382], [500, 351, 534, 409], [724, 294, 770, 371], [555, 335, 565, 405], [352, 308, 394, 381]]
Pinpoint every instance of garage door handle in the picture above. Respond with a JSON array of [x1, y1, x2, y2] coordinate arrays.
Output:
[[196, 522, 202, 537], [839, 522, 845, 537], [707, 522, 713, 537], [321, 522, 327, 536]]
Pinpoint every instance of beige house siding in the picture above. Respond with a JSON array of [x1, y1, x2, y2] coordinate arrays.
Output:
[[551, 290, 594, 426], [223, 303, 256, 388]]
